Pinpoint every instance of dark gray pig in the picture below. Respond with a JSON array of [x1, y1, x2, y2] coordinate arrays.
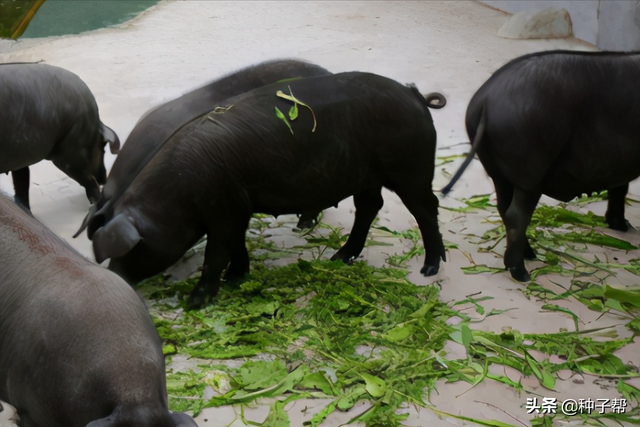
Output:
[[0, 194, 196, 427], [0, 62, 120, 212], [442, 50, 640, 282], [76, 59, 331, 238], [90, 72, 447, 309]]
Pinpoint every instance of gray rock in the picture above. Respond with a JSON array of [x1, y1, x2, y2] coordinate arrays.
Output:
[[498, 7, 573, 39]]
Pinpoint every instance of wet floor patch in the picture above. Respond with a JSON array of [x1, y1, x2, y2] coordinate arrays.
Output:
[[20, 0, 159, 39]]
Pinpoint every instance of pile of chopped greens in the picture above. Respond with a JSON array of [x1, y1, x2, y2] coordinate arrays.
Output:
[[138, 189, 639, 426], [145, 259, 461, 426]]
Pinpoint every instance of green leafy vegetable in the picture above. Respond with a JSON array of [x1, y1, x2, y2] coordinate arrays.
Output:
[[276, 86, 317, 132], [143, 208, 639, 426], [275, 106, 294, 134]]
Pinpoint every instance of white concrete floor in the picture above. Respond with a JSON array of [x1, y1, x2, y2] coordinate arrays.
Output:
[[1, 1, 638, 426]]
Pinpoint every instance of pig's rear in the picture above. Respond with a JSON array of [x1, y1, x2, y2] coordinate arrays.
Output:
[[0, 195, 192, 427]]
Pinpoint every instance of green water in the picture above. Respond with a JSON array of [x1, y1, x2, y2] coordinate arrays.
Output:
[[21, 0, 159, 39]]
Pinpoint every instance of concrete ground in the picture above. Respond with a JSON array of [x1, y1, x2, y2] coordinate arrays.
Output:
[[1, 1, 638, 426]]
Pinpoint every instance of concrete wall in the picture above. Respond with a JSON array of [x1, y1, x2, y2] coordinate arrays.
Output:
[[480, 0, 640, 51], [597, 1, 640, 50]]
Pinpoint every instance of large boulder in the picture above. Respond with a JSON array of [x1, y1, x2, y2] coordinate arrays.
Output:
[[498, 7, 573, 39]]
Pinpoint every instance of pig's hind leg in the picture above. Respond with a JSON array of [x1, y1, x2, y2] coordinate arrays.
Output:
[[394, 188, 445, 276], [503, 188, 541, 282], [225, 237, 251, 282], [493, 177, 536, 260], [606, 183, 631, 232]]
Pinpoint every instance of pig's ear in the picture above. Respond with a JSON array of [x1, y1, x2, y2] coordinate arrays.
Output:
[[101, 123, 121, 154], [93, 213, 141, 263]]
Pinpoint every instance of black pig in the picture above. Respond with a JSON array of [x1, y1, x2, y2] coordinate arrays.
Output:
[[0, 63, 119, 212], [443, 50, 640, 281], [91, 72, 447, 308]]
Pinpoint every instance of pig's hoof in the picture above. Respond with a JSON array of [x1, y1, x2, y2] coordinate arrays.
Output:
[[330, 251, 356, 265], [224, 270, 247, 284], [508, 266, 530, 282], [295, 219, 317, 231], [524, 245, 537, 260], [420, 264, 439, 277], [607, 218, 631, 232], [187, 286, 219, 310], [186, 294, 206, 310], [341, 256, 357, 266]]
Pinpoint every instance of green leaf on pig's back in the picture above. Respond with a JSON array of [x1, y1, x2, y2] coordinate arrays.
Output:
[[276, 87, 317, 131], [275, 106, 294, 134], [289, 102, 299, 120]]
